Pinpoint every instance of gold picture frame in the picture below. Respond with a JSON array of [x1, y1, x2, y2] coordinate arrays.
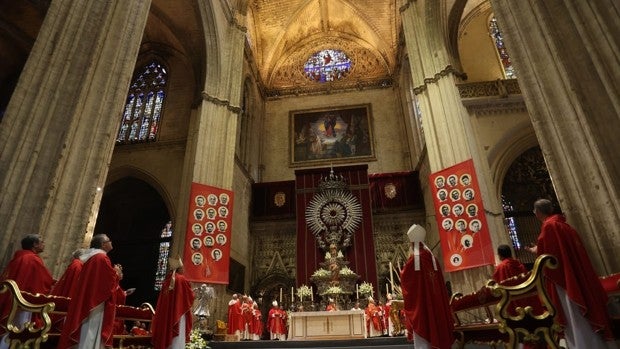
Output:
[[290, 104, 375, 167]]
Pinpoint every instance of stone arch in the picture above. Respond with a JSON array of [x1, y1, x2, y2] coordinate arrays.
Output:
[[95, 175, 172, 307]]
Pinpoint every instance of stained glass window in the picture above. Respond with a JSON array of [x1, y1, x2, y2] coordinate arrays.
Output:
[[502, 195, 522, 249], [489, 17, 517, 79], [154, 221, 173, 290], [304, 49, 352, 83], [117, 61, 167, 144]]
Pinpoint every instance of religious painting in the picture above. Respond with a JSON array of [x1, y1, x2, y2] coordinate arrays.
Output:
[[429, 159, 494, 272], [290, 104, 375, 166]]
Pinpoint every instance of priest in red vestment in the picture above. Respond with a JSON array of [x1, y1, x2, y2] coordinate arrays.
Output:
[[151, 257, 195, 349], [267, 301, 287, 340], [528, 199, 614, 348], [400, 224, 454, 349], [50, 249, 84, 297], [241, 295, 254, 340], [59, 234, 120, 349], [365, 297, 383, 337], [227, 294, 243, 336], [325, 298, 337, 312], [250, 303, 263, 341], [0, 234, 54, 342], [493, 244, 526, 282]]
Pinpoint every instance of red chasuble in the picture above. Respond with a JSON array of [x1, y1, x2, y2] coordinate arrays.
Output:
[[267, 307, 286, 335], [0, 250, 54, 333], [401, 242, 454, 348], [59, 251, 119, 349], [227, 299, 243, 334], [492, 258, 526, 283], [537, 214, 613, 340], [50, 258, 83, 297], [250, 307, 263, 337], [151, 272, 195, 349]]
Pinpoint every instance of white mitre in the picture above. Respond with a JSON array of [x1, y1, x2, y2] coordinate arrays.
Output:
[[407, 224, 426, 243], [406, 224, 437, 271]]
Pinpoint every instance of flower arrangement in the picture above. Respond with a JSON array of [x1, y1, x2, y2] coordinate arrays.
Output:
[[339, 266, 356, 275], [297, 284, 313, 299], [323, 286, 344, 295], [185, 329, 208, 349], [311, 269, 329, 277], [358, 282, 374, 296]]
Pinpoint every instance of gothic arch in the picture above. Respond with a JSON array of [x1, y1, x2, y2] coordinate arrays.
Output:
[[106, 165, 175, 220]]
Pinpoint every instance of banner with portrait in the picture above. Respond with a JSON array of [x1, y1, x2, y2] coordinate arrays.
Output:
[[430, 159, 494, 272], [183, 182, 234, 284]]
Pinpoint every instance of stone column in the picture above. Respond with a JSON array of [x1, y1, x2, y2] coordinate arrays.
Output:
[[0, 1, 151, 274], [490, 0, 620, 274], [174, 2, 248, 312], [400, 0, 510, 293]]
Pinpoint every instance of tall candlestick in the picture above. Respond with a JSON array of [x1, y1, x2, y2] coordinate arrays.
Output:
[[280, 288, 283, 303], [291, 287, 294, 303], [389, 261, 395, 292], [310, 286, 314, 301], [386, 283, 389, 297], [356, 284, 359, 299]]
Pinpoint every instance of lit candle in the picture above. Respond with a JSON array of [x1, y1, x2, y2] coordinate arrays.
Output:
[[356, 284, 359, 300], [389, 261, 395, 291], [280, 288, 283, 303], [291, 287, 294, 303], [310, 286, 314, 301]]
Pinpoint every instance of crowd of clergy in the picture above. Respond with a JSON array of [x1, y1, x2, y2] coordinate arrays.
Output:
[[0, 233, 194, 349], [0, 199, 617, 348]]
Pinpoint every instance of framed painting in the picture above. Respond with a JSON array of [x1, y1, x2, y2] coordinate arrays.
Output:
[[290, 104, 375, 166]]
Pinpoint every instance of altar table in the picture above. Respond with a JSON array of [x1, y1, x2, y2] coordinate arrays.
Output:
[[288, 310, 366, 340]]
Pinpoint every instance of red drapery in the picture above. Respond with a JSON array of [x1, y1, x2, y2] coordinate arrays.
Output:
[[295, 165, 378, 290]]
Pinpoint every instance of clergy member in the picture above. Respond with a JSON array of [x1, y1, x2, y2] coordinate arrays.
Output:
[[250, 303, 263, 341], [267, 301, 287, 340], [527, 199, 614, 348], [325, 298, 337, 311], [492, 244, 526, 283], [59, 234, 120, 349], [152, 257, 195, 349], [50, 249, 84, 297], [400, 224, 454, 349], [0, 234, 54, 345], [227, 294, 243, 337], [365, 297, 383, 337]]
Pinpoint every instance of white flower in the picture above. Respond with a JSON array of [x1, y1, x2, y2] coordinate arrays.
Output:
[[358, 282, 373, 295], [312, 269, 329, 277]]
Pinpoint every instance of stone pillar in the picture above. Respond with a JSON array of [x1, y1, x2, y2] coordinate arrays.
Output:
[[490, 0, 620, 274], [400, 0, 510, 293], [0, 1, 151, 274], [173, 2, 247, 309]]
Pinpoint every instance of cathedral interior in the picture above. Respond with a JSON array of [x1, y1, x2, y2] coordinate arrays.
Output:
[[0, 0, 618, 328]]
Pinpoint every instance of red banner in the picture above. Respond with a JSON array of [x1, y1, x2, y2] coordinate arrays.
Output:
[[429, 159, 494, 272], [183, 182, 234, 284]]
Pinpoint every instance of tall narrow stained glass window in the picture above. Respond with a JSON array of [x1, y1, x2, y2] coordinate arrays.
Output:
[[117, 61, 167, 144], [489, 17, 517, 79], [154, 221, 173, 290], [502, 195, 522, 249], [304, 49, 352, 83]]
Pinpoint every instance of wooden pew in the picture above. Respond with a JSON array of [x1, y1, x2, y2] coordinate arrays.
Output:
[[0, 279, 155, 348], [450, 254, 560, 349]]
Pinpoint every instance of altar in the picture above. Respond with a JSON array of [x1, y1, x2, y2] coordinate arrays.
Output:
[[288, 310, 366, 341]]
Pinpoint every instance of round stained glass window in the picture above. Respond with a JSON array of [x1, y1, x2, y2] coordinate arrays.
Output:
[[304, 49, 352, 82]]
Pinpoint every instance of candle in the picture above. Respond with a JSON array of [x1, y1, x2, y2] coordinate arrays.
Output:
[[386, 283, 389, 297], [389, 261, 395, 291], [280, 288, 283, 303], [356, 284, 359, 299], [310, 286, 314, 301], [291, 287, 294, 303]]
